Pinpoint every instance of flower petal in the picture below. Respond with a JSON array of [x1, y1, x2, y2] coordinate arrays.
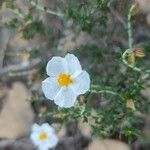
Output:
[[65, 53, 82, 75], [41, 123, 54, 134], [42, 77, 61, 100], [72, 71, 90, 94], [48, 134, 58, 148], [38, 136, 58, 150], [30, 131, 40, 146], [54, 87, 77, 107], [46, 56, 68, 77], [39, 145, 49, 150], [38, 141, 52, 150], [32, 123, 40, 132]]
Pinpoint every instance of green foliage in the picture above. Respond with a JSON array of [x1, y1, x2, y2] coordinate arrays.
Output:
[[97, 0, 109, 10], [65, 0, 109, 32], [2, 0, 150, 145], [6, 18, 18, 28], [22, 21, 45, 39], [5, 0, 16, 9]]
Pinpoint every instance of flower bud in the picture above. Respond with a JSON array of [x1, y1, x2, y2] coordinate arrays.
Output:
[[126, 99, 136, 111], [128, 52, 135, 65], [134, 48, 145, 57]]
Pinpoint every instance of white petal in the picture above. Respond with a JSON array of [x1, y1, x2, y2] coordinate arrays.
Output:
[[38, 143, 50, 150], [30, 132, 40, 146], [48, 134, 58, 148], [41, 123, 54, 134], [54, 87, 77, 108], [42, 77, 61, 100], [37, 134, 58, 150], [72, 71, 90, 94], [65, 53, 82, 75], [32, 123, 40, 132], [46, 56, 68, 77]]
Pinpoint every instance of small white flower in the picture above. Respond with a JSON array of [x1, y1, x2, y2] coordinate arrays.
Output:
[[30, 123, 58, 150], [42, 53, 90, 108]]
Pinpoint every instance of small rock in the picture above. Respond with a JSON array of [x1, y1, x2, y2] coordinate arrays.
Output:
[[52, 123, 66, 138], [78, 121, 92, 137], [0, 82, 34, 139], [137, 0, 150, 13], [55, 135, 89, 150], [137, 0, 150, 25], [88, 139, 130, 150]]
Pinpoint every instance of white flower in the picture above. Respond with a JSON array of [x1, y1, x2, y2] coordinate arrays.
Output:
[[42, 53, 90, 108], [30, 123, 58, 150]]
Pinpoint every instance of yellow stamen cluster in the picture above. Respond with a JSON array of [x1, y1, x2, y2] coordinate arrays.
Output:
[[39, 132, 48, 141], [57, 73, 73, 86]]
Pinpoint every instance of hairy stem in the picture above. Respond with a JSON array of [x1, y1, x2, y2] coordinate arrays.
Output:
[[127, 4, 136, 50], [90, 85, 125, 101]]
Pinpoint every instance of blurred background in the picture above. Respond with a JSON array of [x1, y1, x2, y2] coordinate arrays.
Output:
[[0, 0, 150, 149]]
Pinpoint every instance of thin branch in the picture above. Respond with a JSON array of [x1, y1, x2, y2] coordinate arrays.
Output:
[[108, 0, 127, 29], [127, 4, 136, 50], [90, 85, 125, 101], [0, 58, 41, 76], [11, 8, 25, 19], [27, 0, 64, 18], [121, 4, 143, 72]]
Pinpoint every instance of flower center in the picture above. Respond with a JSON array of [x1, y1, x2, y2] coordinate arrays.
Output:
[[57, 73, 72, 86], [39, 132, 48, 141]]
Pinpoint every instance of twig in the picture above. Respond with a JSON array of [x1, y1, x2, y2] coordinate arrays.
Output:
[[11, 7, 25, 19], [108, 0, 127, 29], [90, 85, 125, 101], [0, 58, 41, 76], [8, 68, 38, 77], [27, 0, 64, 18], [18, 20, 33, 32]]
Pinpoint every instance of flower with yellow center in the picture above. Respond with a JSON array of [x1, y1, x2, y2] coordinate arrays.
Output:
[[30, 123, 58, 150], [42, 53, 90, 107], [39, 132, 48, 141]]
